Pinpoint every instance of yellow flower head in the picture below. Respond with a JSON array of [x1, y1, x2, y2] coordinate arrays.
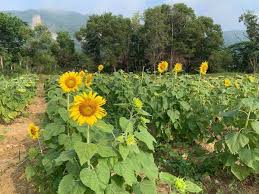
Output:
[[158, 61, 168, 74], [79, 70, 86, 77], [174, 63, 183, 73], [98, 64, 104, 72], [28, 123, 40, 140], [133, 97, 143, 109], [174, 178, 186, 193], [248, 76, 255, 83], [200, 61, 208, 75], [234, 80, 240, 89], [59, 72, 82, 93], [70, 92, 107, 126], [126, 134, 136, 145], [224, 78, 231, 87], [85, 73, 93, 88]]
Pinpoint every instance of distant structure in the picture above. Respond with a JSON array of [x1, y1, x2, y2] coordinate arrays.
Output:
[[32, 15, 42, 29], [31, 15, 57, 40]]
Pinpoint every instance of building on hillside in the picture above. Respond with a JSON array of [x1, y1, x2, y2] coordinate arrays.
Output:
[[31, 15, 57, 40]]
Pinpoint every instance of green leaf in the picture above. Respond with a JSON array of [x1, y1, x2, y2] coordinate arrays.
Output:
[[225, 132, 249, 154], [58, 107, 69, 122], [239, 148, 254, 168], [55, 150, 75, 166], [105, 183, 129, 194], [119, 144, 129, 160], [159, 172, 177, 184], [74, 142, 98, 165], [132, 180, 157, 194], [251, 121, 259, 134], [43, 123, 65, 140], [93, 120, 114, 133], [185, 180, 202, 193], [97, 145, 117, 158], [58, 174, 86, 194], [135, 127, 156, 151], [25, 166, 36, 181], [167, 110, 180, 123], [231, 164, 251, 181], [80, 167, 107, 193], [119, 117, 134, 133]]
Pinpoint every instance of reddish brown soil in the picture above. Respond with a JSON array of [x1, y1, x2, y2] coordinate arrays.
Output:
[[0, 83, 45, 194]]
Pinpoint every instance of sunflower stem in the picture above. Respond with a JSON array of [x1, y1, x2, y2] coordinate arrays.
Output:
[[67, 93, 70, 111], [87, 125, 91, 169], [38, 139, 43, 156]]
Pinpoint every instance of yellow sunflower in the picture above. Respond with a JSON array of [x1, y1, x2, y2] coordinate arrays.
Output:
[[173, 63, 183, 74], [133, 97, 143, 109], [158, 61, 168, 74], [248, 76, 255, 83], [70, 92, 107, 126], [28, 123, 40, 140], [98, 64, 104, 72], [85, 73, 93, 88], [59, 72, 82, 93], [79, 70, 86, 77], [126, 134, 136, 145], [200, 61, 208, 75], [224, 79, 231, 87]]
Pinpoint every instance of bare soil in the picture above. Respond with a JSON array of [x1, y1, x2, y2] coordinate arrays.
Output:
[[0, 83, 46, 194]]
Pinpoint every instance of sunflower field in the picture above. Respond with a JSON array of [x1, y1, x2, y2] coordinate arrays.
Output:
[[0, 74, 38, 123], [25, 66, 259, 193]]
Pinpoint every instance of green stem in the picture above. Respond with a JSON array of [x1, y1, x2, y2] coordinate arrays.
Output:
[[87, 125, 91, 169], [67, 93, 70, 111], [244, 111, 251, 129]]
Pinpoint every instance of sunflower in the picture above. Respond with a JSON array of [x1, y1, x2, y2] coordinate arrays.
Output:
[[173, 63, 183, 74], [200, 61, 208, 75], [98, 64, 104, 72], [59, 72, 82, 93], [28, 123, 40, 140], [79, 70, 86, 77], [133, 97, 143, 109], [126, 134, 136, 145], [248, 76, 255, 83], [224, 79, 231, 87], [158, 61, 168, 74], [70, 92, 107, 126], [85, 73, 93, 88]]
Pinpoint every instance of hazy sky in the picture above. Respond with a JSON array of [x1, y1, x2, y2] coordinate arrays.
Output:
[[1, 0, 259, 30]]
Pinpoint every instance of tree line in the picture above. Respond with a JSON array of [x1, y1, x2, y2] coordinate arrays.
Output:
[[0, 3, 258, 74]]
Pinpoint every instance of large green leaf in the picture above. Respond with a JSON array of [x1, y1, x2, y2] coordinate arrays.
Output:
[[185, 180, 202, 193], [74, 142, 98, 165], [135, 126, 156, 151], [58, 174, 86, 194], [43, 123, 65, 140], [119, 117, 134, 133], [231, 164, 251, 181], [167, 110, 180, 123], [133, 180, 157, 194], [225, 132, 249, 154], [93, 120, 114, 133], [251, 121, 259, 134]]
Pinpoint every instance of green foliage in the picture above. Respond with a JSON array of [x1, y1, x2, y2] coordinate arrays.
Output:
[[27, 73, 201, 193], [0, 74, 38, 123]]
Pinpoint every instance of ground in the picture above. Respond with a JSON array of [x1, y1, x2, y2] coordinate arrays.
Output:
[[0, 83, 45, 194]]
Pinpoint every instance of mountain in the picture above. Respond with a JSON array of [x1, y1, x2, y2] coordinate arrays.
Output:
[[6, 9, 89, 37], [223, 30, 248, 46]]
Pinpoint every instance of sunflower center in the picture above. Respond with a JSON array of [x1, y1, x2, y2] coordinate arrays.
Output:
[[30, 128, 36, 136], [66, 78, 76, 88], [79, 103, 97, 117]]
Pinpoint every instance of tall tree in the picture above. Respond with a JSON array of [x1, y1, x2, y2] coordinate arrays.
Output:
[[76, 13, 132, 71]]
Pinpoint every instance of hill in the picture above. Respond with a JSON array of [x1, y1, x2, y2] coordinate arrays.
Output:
[[223, 30, 248, 46], [6, 9, 88, 37]]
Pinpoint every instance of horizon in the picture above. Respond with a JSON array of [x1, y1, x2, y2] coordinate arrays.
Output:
[[1, 0, 259, 31]]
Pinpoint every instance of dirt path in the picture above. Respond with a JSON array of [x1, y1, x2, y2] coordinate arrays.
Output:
[[0, 82, 46, 194]]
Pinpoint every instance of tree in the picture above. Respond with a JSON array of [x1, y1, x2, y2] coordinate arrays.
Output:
[[56, 31, 77, 70], [0, 13, 31, 71], [76, 13, 132, 72], [21, 25, 58, 73]]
